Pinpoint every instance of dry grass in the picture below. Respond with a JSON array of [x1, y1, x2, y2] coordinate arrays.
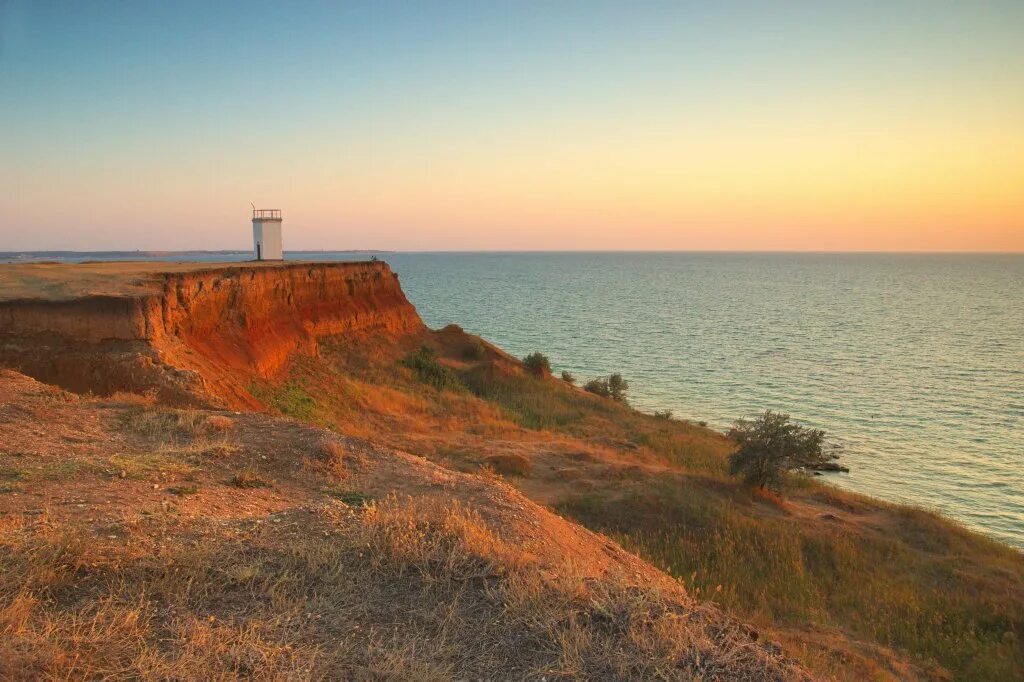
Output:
[[229, 469, 272, 489], [204, 414, 234, 431], [559, 479, 1024, 681], [318, 438, 348, 480], [0, 496, 803, 680], [118, 406, 238, 458], [483, 453, 533, 477]]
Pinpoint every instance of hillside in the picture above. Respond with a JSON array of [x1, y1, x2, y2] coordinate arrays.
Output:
[[1, 260, 1021, 680]]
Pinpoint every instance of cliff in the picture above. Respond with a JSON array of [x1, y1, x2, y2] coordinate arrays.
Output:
[[0, 261, 424, 406]]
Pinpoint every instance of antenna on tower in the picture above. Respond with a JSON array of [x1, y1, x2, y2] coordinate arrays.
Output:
[[250, 202, 255, 218]]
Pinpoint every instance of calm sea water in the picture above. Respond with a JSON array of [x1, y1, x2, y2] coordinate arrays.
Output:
[[8, 250, 1022, 548]]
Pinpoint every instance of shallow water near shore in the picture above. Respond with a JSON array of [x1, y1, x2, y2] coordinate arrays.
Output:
[[10, 250, 1023, 548]]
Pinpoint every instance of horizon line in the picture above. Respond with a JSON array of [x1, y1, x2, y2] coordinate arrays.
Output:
[[2, 248, 1023, 256]]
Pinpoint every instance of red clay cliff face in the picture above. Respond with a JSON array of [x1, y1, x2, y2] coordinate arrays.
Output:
[[0, 261, 424, 407]]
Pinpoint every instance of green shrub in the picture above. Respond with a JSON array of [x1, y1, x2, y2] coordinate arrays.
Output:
[[583, 374, 629, 403], [402, 346, 463, 392], [653, 410, 673, 420], [583, 377, 610, 398], [561, 370, 576, 385], [522, 352, 552, 378], [271, 383, 319, 421], [249, 380, 322, 423]]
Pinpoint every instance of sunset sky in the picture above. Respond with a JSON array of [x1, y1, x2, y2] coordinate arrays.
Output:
[[1, 1, 1022, 252]]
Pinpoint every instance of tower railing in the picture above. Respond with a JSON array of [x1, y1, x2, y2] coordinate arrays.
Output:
[[252, 209, 282, 220]]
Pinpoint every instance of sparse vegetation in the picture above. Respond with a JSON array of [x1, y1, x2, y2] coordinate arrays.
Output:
[[323, 488, 373, 506], [583, 373, 629, 403], [167, 484, 199, 496], [654, 409, 673, 420], [483, 453, 533, 477], [114, 406, 236, 473], [119, 407, 206, 444], [267, 382, 320, 421], [230, 469, 272, 489], [204, 415, 234, 431], [0, 468, 24, 483], [522, 351, 551, 378], [401, 345, 463, 391], [317, 439, 348, 480], [560, 370, 576, 384], [462, 364, 592, 430]]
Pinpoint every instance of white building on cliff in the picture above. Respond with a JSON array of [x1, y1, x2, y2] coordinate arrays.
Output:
[[252, 209, 283, 261]]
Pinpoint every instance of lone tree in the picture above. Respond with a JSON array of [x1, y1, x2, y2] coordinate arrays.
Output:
[[727, 410, 828, 492]]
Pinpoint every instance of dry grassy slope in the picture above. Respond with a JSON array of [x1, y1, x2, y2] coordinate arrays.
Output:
[[0, 370, 807, 680], [246, 326, 1024, 682]]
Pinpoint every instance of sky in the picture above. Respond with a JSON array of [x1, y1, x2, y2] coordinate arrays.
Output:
[[1, 1, 1022, 252]]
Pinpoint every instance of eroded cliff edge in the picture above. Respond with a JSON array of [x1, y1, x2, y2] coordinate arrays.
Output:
[[0, 261, 424, 406]]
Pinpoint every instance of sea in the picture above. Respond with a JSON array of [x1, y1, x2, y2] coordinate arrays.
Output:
[[4, 250, 1022, 549]]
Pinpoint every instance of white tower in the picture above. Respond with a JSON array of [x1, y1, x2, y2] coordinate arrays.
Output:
[[251, 208, 283, 261]]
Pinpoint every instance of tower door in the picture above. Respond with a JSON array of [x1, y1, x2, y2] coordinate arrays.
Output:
[[256, 242, 262, 260]]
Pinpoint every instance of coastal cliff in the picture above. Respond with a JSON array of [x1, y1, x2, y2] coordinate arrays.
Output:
[[0, 261, 423, 405]]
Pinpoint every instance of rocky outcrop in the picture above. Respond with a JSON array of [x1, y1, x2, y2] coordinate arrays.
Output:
[[0, 261, 424, 406]]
